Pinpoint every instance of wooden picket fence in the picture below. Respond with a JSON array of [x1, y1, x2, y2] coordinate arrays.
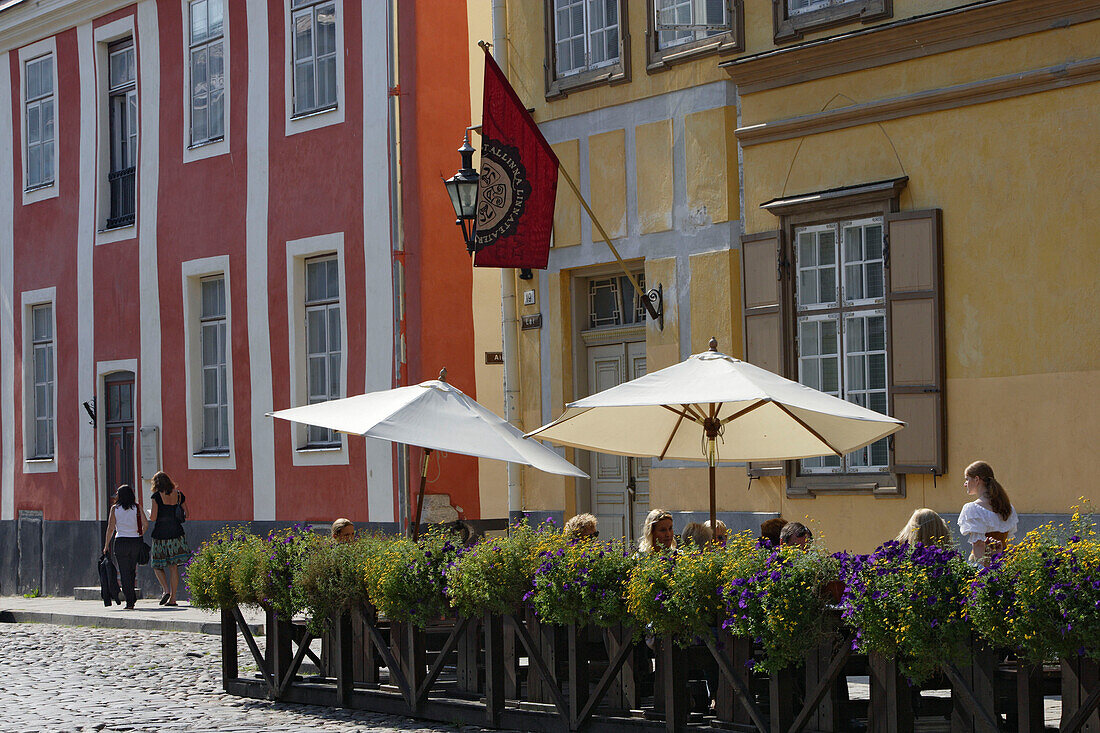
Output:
[[218, 604, 1100, 733]]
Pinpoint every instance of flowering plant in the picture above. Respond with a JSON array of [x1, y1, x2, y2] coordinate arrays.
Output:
[[627, 533, 757, 644], [722, 542, 837, 672], [362, 526, 461, 627], [247, 525, 324, 619], [841, 541, 974, 683], [296, 535, 381, 635], [445, 520, 560, 618], [185, 526, 261, 609], [967, 506, 1100, 663], [528, 537, 634, 627]]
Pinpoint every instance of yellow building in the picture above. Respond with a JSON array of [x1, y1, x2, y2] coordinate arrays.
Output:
[[477, 0, 1099, 552]]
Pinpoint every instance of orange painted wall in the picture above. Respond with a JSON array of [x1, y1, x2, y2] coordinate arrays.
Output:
[[398, 0, 481, 519]]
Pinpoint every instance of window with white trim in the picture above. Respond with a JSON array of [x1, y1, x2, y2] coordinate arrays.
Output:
[[24, 54, 55, 190], [787, 0, 851, 15], [304, 255, 341, 446], [107, 39, 137, 229], [773, 0, 891, 43], [795, 218, 888, 473], [291, 0, 337, 116], [199, 275, 229, 452], [30, 303, 55, 460], [654, 0, 730, 49], [188, 0, 225, 146]]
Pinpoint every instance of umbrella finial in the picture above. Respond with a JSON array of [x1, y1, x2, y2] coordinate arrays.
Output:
[[708, 337, 718, 352], [438, 367, 448, 383]]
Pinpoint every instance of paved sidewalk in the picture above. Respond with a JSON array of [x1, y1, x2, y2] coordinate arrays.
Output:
[[0, 595, 264, 635]]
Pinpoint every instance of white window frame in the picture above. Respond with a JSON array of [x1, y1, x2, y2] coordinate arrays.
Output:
[[284, 0, 344, 136], [182, 0, 231, 162], [553, 0, 621, 77], [286, 233, 348, 466], [787, 0, 853, 16], [794, 216, 889, 475], [19, 38, 59, 205], [21, 287, 58, 474], [181, 256, 235, 470], [654, 0, 731, 49], [93, 17, 138, 245]]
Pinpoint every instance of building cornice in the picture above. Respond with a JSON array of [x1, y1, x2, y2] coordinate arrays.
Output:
[[0, 0, 133, 53], [737, 56, 1100, 146], [721, 0, 1100, 94]]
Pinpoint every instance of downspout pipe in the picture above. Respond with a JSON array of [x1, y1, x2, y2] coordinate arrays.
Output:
[[388, 0, 408, 530], [490, 0, 521, 522]]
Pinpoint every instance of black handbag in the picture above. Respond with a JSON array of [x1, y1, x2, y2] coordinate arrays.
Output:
[[137, 541, 151, 565]]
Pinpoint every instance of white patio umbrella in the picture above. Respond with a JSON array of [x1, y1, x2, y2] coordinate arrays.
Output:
[[269, 370, 586, 539], [527, 340, 903, 531]]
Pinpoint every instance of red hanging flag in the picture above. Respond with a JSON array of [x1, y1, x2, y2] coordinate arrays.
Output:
[[473, 47, 559, 270]]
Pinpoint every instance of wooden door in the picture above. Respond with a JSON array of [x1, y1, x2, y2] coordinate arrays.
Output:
[[586, 342, 648, 544], [104, 372, 135, 501]]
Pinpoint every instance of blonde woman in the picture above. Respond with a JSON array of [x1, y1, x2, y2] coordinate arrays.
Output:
[[564, 513, 598, 541], [638, 509, 676, 554], [895, 508, 952, 548], [958, 460, 1018, 565], [680, 522, 713, 548]]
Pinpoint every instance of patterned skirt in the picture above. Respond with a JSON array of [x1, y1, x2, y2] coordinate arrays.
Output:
[[151, 534, 191, 568]]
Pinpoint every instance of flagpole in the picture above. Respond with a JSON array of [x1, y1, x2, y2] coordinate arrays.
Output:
[[555, 162, 660, 322]]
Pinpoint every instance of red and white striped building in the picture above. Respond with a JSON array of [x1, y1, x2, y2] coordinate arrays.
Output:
[[0, 0, 486, 595]]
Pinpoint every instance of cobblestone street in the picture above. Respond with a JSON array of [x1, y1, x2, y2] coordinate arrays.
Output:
[[0, 623, 515, 733]]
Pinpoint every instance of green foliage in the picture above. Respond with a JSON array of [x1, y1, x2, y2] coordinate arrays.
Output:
[[528, 536, 635, 627], [185, 526, 260, 610], [248, 525, 324, 619], [722, 541, 838, 673], [967, 504, 1100, 663], [22, 588, 40, 599], [296, 535, 381, 635], [841, 541, 975, 684], [445, 521, 560, 618], [362, 526, 461, 626]]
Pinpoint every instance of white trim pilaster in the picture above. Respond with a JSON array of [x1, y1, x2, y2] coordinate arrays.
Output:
[[246, 0, 275, 520], [136, 0, 162, 495], [77, 21, 97, 519], [362, 0, 394, 521], [0, 51, 15, 521]]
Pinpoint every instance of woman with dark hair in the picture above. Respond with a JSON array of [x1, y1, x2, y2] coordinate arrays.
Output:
[[102, 484, 144, 610], [148, 471, 190, 605], [958, 460, 1017, 565]]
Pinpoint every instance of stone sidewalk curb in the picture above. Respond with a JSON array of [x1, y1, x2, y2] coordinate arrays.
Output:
[[0, 607, 264, 636]]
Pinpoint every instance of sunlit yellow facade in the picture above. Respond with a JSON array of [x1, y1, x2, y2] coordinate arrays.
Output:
[[475, 0, 1099, 551]]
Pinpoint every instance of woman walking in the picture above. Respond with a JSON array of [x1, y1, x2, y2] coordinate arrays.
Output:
[[102, 484, 144, 610], [958, 460, 1017, 566], [148, 471, 190, 605]]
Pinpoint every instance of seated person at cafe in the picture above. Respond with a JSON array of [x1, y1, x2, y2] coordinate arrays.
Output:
[[564, 513, 599, 541], [680, 522, 713, 548], [780, 522, 813, 550], [760, 517, 788, 547], [331, 518, 355, 543], [704, 519, 728, 546]]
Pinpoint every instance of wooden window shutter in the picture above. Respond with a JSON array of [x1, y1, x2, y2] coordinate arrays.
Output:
[[886, 209, 945, 475], [741, 230, 788, 477]]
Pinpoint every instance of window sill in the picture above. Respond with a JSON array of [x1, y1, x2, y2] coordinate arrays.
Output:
[[787, 472, 904, 497], [646, 31, 742, 73], [187, 136, 225, 150], [193, 450, 230, 457], [546, 63, 629, 100], [22, 178, 59, 205], [186, 446, 236, 471], [96, 223, 137, 246], [773, 0, 892, 43], [291, 438, 349, 467], [291, 104, 338, 122], [23, 456, 57, 474]]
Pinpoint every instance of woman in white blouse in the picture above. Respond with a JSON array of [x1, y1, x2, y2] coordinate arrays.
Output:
[[958, 460, 1018, 565]]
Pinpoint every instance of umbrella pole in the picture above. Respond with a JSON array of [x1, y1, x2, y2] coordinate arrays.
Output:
[[709, 462, 717, 533], [411, 448, 432, 541]]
